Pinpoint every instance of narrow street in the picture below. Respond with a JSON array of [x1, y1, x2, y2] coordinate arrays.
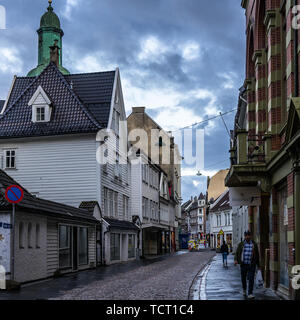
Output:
[[0, 250, 215, 300]]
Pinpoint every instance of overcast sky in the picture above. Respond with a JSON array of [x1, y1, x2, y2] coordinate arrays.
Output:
[[0, 0, 246, 202]]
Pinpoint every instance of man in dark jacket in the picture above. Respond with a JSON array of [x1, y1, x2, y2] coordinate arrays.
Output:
[[234, 231, 260, 299]]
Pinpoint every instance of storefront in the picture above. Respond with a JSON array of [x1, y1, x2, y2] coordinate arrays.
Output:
[[102, 218, 140, 264], [278, 184, 289, 289], [0, 169, 101, 285]]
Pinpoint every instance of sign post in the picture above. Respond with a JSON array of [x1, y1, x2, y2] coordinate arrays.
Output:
[[5, 185, 24, 282]]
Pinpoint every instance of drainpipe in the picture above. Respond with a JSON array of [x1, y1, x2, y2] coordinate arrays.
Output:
[[294, 0, 299, 97]]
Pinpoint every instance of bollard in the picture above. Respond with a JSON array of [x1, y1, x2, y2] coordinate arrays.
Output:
[[0, 265, 6, 290]]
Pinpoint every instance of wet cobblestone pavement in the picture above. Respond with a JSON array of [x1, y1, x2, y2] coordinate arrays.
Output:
[[204, 254, 281, 300], [0, 250, 215, 300]]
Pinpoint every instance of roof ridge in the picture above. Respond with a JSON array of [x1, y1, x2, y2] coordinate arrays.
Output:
[[65, 70, 115, 76]]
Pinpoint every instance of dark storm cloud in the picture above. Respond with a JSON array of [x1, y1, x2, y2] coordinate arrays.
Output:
[[0, 0, 245, 202]]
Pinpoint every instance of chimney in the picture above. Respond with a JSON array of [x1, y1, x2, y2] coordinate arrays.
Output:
[[49, 39, 60, 67], [132, 107, 146, 113]]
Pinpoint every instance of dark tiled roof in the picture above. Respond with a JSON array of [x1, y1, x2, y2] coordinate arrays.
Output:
[[0, 169, 98, 223], [104, 217, 139, 231], [198, 192, 205, 200], [79, 201, 100, 214], [79, 201, 99, 209], [6, 77, 35, 107], [65, 71, 115, 127], [210, 190, 231, 213], [181, 199, 191, 211], [0, 62, 115, 138], [0, 100, 5, 113]]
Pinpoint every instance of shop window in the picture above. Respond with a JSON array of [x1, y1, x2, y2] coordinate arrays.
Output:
[[28, 223, 32, 248], [128, 234, 136, 258], [59, 225, 71, 268], [36, 224, 40, 248], [110, 233, 120, 261], [19, 222, 24, 249], [79, 227, 88, 265]]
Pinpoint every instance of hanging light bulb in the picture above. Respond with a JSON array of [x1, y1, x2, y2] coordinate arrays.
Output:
[[196, 170, 202, 176]]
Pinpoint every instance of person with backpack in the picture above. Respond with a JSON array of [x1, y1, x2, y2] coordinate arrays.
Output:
[[234, 231, 260, 299], [220, 240, 229, 267]]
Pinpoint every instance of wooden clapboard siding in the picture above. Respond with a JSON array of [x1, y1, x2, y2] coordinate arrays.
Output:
[[46, 219, 59, 277], [88, 226, 96, 263], [0, 134, 99, 208]]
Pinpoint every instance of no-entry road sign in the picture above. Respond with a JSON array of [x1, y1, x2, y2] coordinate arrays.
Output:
[[5, 185, 24, 204]]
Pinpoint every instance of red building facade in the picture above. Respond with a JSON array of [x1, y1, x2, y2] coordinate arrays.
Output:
[[226, 0, 300, 300]]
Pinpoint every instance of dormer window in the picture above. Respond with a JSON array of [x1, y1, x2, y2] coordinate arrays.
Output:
[[28, 85, 52, 123], [32, 105, 51, 122], [36, 106, 45, 121]]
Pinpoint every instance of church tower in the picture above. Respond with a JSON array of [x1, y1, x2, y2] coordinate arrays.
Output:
[[27, 0, 70, 77]]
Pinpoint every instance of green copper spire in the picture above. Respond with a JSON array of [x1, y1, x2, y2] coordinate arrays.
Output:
[[27, 0, 70, 77]]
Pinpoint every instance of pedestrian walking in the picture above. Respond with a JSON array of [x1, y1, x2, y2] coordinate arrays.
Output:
[[220, 241, 229, 267], [234, 231, 260, 299]]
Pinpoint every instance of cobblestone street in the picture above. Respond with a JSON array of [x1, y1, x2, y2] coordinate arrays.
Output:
[[0, 250, 215, 300]]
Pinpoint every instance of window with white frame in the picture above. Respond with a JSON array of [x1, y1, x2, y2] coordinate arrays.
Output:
[[114, 192, 118, 217], [146, 198, 149, 219], [32, 105, 51, 123], [151, 201, 154, 220], [142, 197, 146, 218], [109, 190, 114, 217], [36, 224, 40, 248], [104, 188, 108, 215], [19, 222, 24, 249], [123, 195, 129, 220], [114, 153, 120, 178], [110, 233, 120, 261], [4, 149, 16, 169], [128, 234, 135, 258], [36, 106, 45, 121], [59, 225, 72, 268], [78, 227, 88, 265], [28, 223, 33, 248]]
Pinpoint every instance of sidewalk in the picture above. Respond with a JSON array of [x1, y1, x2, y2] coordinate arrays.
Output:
[[204, 253, 280, 300]]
